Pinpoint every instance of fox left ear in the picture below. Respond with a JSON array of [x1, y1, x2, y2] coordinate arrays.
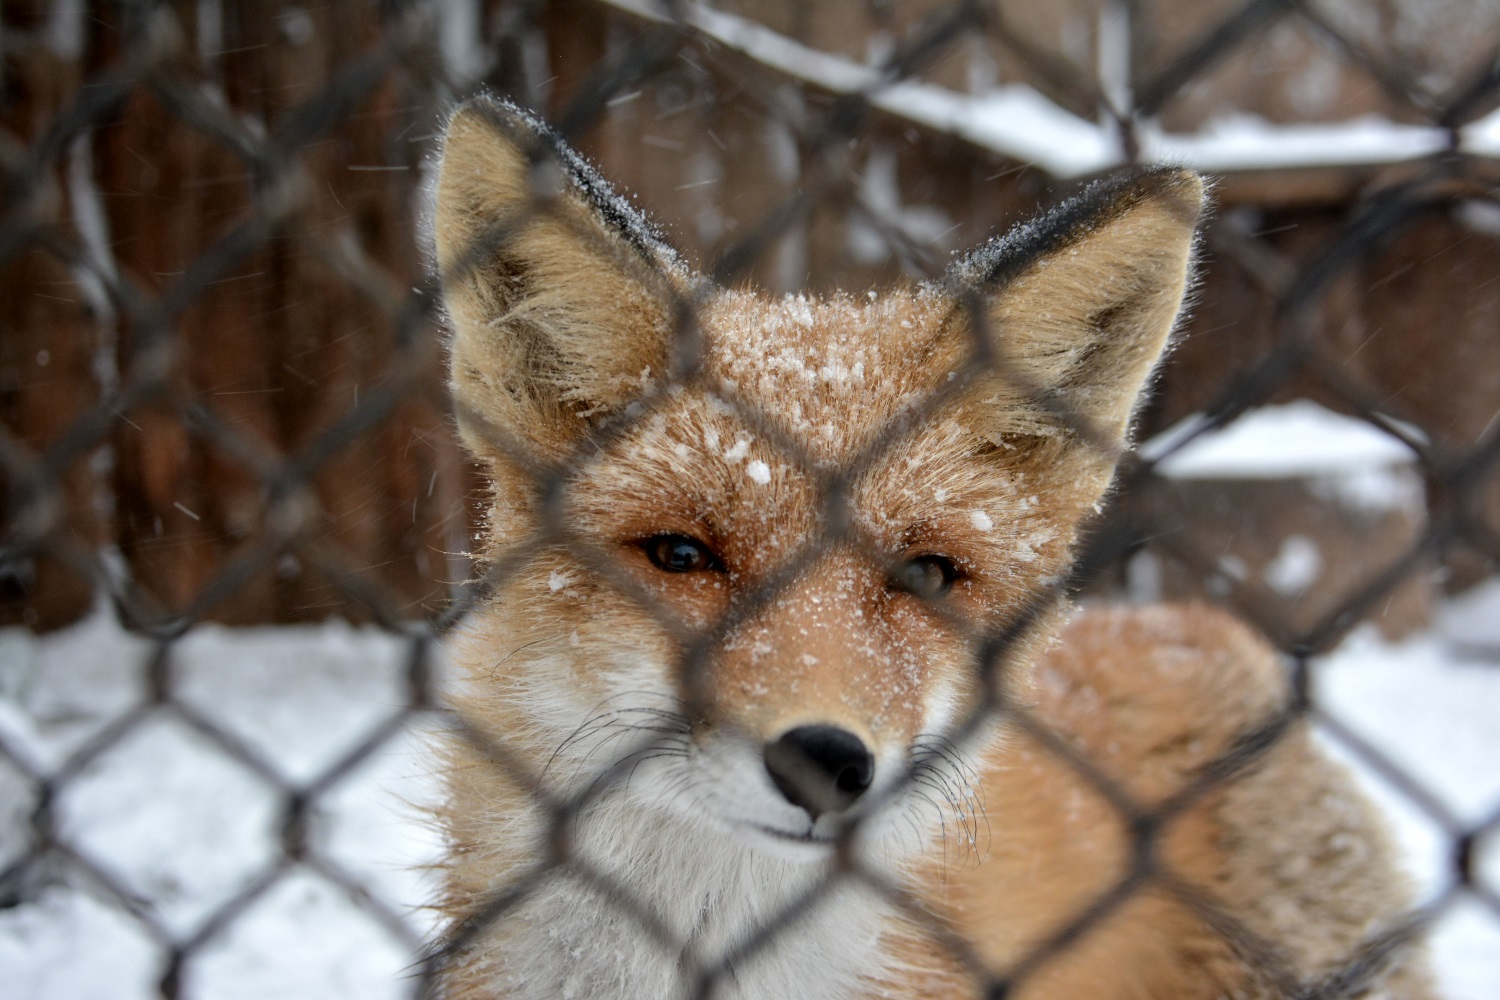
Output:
[[941, 168, 1205, 449], [434, 97, 687, 465]]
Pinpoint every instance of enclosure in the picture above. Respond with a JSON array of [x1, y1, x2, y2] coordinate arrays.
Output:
[[2, 0, 1499, 996]]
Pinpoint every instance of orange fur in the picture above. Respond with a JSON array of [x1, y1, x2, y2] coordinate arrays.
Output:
[[429, 96, 1435, 1000]]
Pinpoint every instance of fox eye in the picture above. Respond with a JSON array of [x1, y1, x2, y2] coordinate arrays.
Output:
[[890, 555, 960, 599], [642, 534, 721, 573]]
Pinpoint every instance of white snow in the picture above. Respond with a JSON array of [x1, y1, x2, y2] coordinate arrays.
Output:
[[1315, 622, 1500, 1000], [746, 459, 772, 484], [1142, 401, 1417, 479], [1435, 576, 1500, 652], [0, 888, 158, 1000], [882, 83, 1117, 178], [182, 869, 418, 1000], [0, 611, 444, 1000], [1140, 114, 1450, 172], [1262, 534, 1323, 596], [1464, 104, 1500, 159], [54, 713, 282, 937]]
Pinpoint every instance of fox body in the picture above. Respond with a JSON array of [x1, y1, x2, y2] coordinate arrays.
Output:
[[431, 97, 1433, 999]]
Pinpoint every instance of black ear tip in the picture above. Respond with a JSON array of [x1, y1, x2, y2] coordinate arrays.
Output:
[[445, 93, 552, 154], [449, 90, 529, 124], [1123, 167, 1207, 222], [947, 165, 1209, 289], [1080, 166, 1206, 228], [438, 91, 684, 277]]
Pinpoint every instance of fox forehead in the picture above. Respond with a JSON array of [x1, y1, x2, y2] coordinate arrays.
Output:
[[698, 287, 954, 455]]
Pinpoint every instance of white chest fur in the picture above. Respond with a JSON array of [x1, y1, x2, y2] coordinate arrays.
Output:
[[475, 798, 896, 1000]]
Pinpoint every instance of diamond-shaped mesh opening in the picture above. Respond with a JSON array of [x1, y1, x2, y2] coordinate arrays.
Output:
[[4, 0, 1500, 997], [179, 866, 419, 1000], [0, 879, 163, 999], [51, 709, 281, 937], [170, 622, 412, 785]]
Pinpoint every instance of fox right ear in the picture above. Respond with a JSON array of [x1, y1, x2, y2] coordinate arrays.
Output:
[[940, 168, 1204, 451], [435, 97, 686, 464]]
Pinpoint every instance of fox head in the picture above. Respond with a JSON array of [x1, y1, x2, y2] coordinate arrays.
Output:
[[435, 96, 1203, 858]]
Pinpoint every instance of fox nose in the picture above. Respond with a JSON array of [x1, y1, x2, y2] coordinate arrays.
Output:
[[763, 725, 875, 819]]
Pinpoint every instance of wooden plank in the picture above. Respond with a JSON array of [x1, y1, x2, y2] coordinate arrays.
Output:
[[0, 0, 105, 631], [98, 0, 461, 624]]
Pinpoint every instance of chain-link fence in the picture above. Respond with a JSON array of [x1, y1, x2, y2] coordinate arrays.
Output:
[[2, 0, 1498, 997]]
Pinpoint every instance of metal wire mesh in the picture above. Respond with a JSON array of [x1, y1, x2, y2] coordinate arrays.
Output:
[[2, 0, 1498, 997]]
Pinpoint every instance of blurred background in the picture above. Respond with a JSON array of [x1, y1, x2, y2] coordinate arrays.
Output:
[[2, 0, 1498, 997]]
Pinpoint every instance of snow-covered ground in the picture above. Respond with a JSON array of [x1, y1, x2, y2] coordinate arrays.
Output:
[[0, 617, 444, 1000], [1, 591, 1496, 998], [1316, 586, 1500, 1000]]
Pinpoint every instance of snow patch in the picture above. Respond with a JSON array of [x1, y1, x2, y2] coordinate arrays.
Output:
[[0, 887, 158, 999], [1143, 402, 1415, 481], [1262, 535, 1322, 596], [184, 869, 415, 1000], [1437, 576, 1500, 654], [0, 607, 443, 999], [1142, 114, 1450, 172], [1314, 594, 1500, 1000]]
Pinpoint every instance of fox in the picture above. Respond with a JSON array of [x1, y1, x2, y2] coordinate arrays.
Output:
[[428, 95, 1436, 1000]]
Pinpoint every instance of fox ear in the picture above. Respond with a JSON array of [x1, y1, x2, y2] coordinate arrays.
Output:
[[434, 97, 684, 463], [942, 168, 1204, 449]]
